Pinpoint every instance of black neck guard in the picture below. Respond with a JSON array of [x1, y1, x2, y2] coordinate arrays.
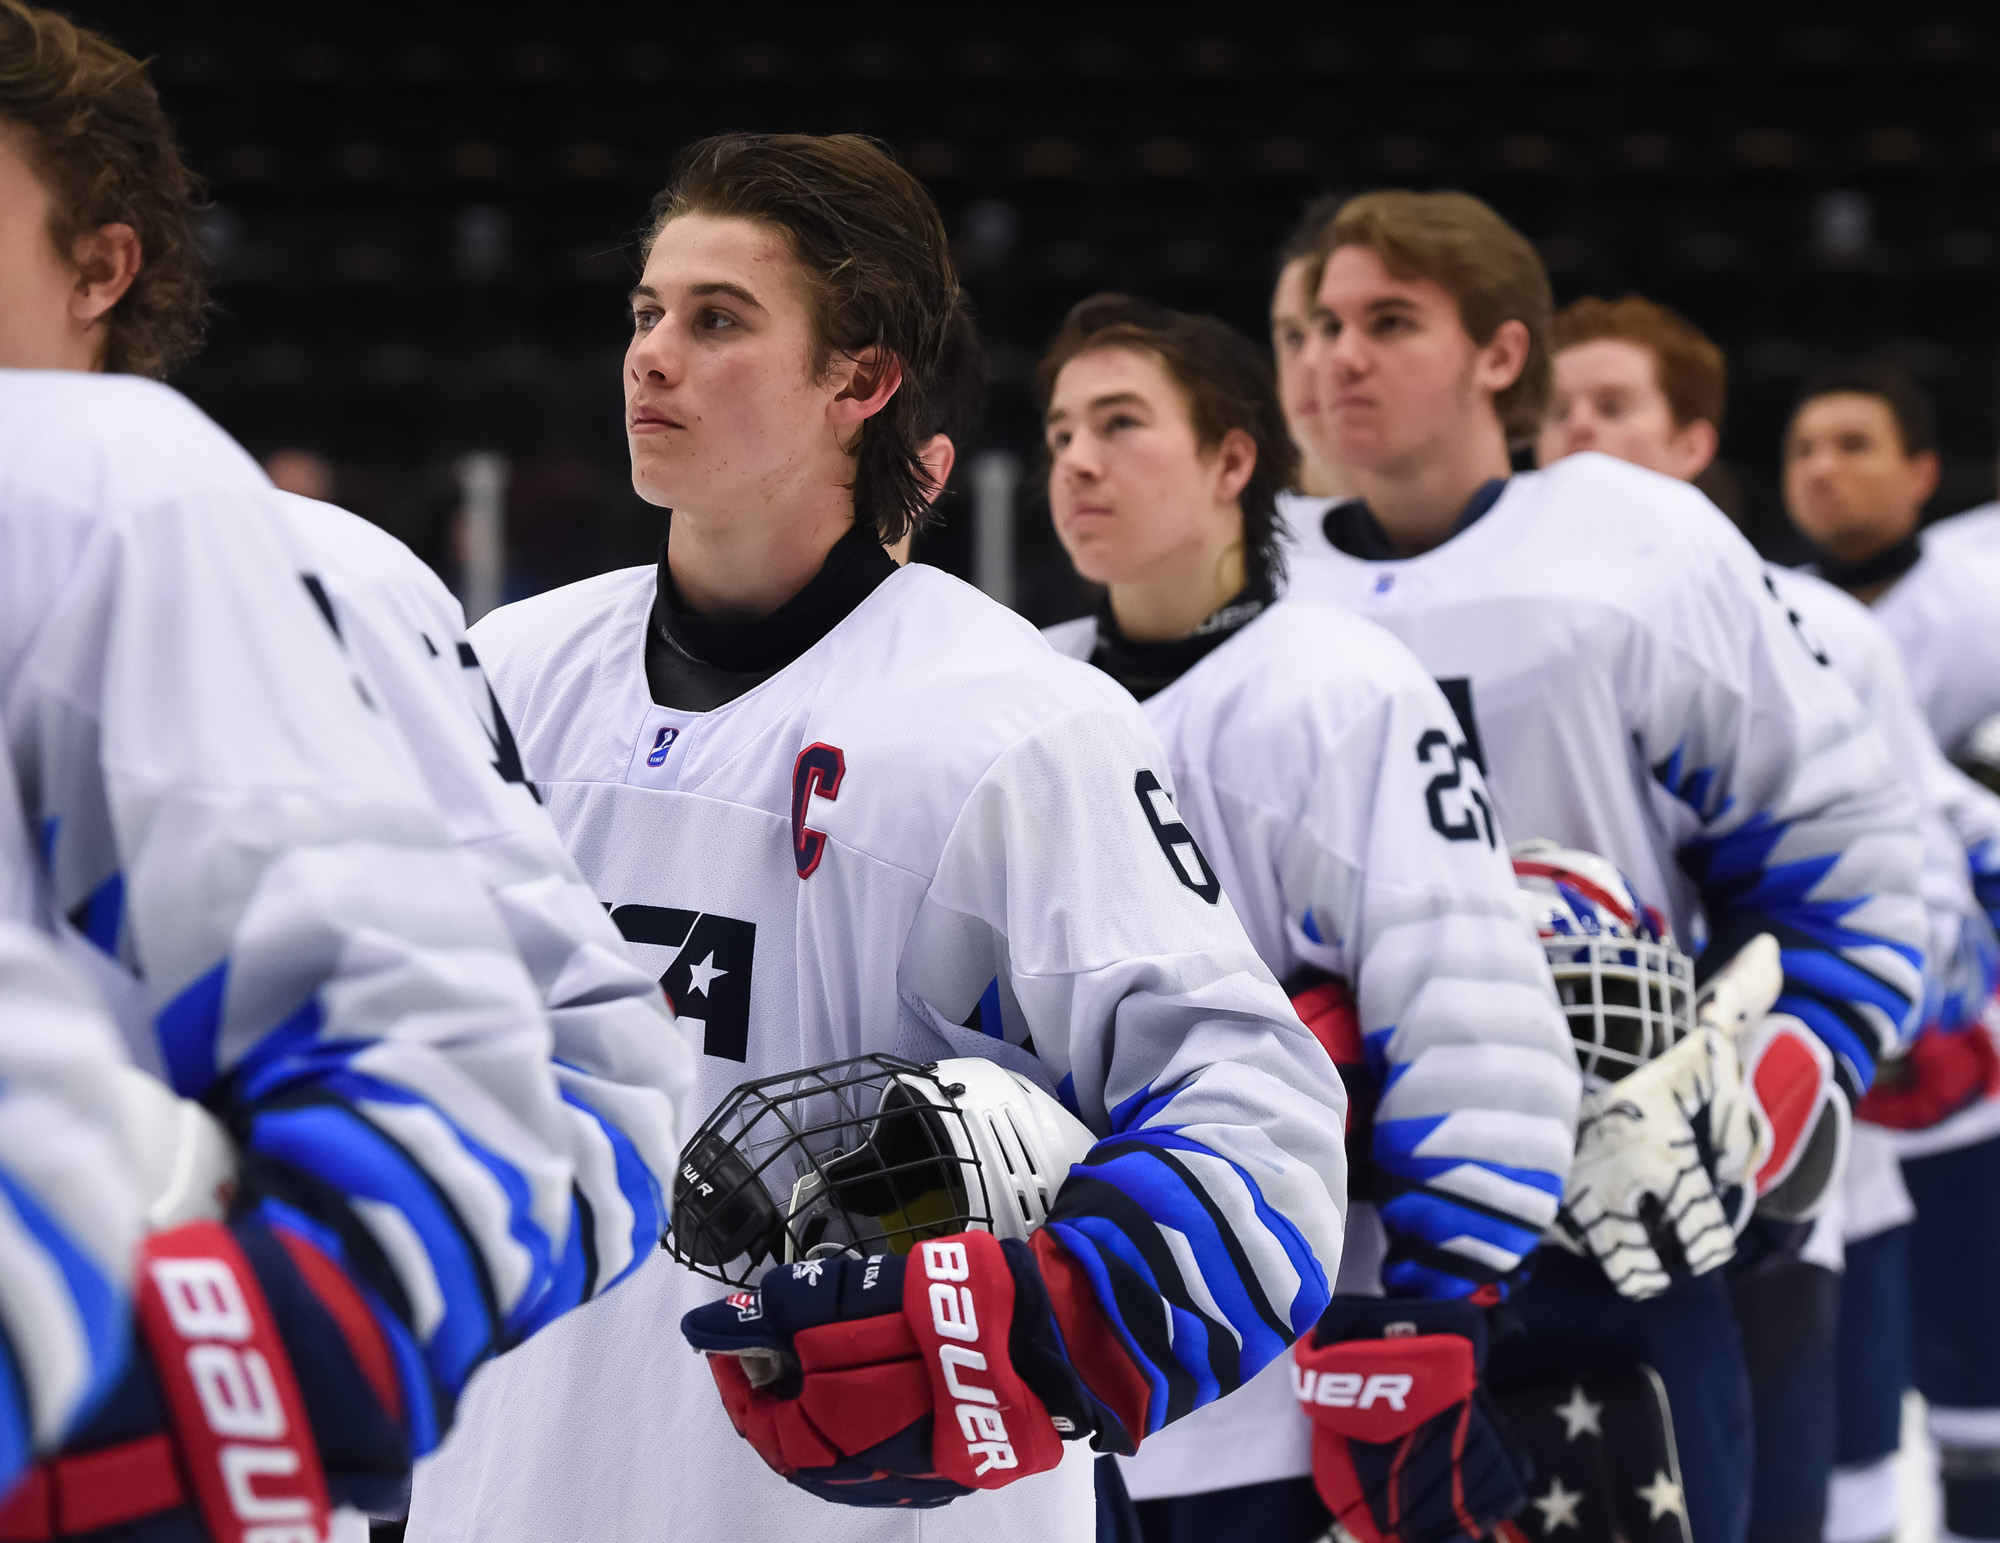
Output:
[[1086, 574, 1274, 703], [646, 516, 897, 711], [1817, 532, 1922, 595]]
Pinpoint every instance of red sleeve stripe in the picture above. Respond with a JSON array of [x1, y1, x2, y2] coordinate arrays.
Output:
[[272, 1225, 405, 1426], [1029, 1230, 1151, 1449]]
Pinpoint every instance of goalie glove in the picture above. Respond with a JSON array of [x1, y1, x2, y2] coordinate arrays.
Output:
[[680, 1230, 1146, 1508], [1293, 1296, 1530, 1543], [1557, 1026, 1765, 1300]]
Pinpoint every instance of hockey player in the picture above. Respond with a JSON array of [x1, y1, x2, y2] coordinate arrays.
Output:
[[1284, 191, 1925, 1543], [1784, 366, 2000, 1543], [1537, 295, 2000, 1543], [0, 4, 635, 1532], [1270, 194, 1355, 542], [1036, 292, 1578, 1543], [401, 134, 1347, 1543]]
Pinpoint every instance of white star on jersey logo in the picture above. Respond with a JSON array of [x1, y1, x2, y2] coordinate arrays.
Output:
[[1637, 1471, 1685, 1522], [1533, 1476, 1583, 1533], [1553, 1385, 1603, 1441], [684, 952, 727, 998]]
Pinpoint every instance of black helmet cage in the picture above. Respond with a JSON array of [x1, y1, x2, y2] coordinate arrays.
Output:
[[666, 1054, 995, 1287]]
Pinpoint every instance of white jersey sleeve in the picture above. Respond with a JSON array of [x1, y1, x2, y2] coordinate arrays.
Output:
[[271, 493, 690, 1324], [0, 372, 576, 1458], [0, 750, 143, 1480], [914, 669, 1349, 1434], [1772, 569, 1998, 1033], [1873, 538, 2000, 759]]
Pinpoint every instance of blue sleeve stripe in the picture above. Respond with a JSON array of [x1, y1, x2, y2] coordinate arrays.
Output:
[[248, 1103, 495, 1394], [1077, 1143, 1290, 1361], [1775, 993, 1878, 1090], [75, 872, 124, 957], [1378, 1190, 1544, 1262], [1372, 1114, 1566, 1197], [1098, 1131, 1329, 1334], [1781, 947, 1921, 1025], [1044, 1216, 1175, 1434], [156, 960, 229, 1098], [561, 1088, 666, 1295], [253, 1197, 441, 1456], [0, 1321, 28, 1500], [0, 1169, 127, 1426], [518, 1204, 588, 1338], [1382, 1259, 1484, 1299], [1107, 1081, 1182, 1134]]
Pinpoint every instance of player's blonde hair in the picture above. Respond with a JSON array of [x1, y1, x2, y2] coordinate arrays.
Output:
[[0, 0, 205, 377], [1315, 190, 1553, 442]]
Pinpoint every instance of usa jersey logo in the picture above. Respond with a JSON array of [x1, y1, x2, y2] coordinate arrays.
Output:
[[646, 726, 680, 767], [609, 905, 757, 1061]]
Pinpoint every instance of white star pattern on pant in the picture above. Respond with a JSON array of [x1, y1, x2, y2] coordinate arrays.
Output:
[[1637, 1471, 1685, 1522], [1553, 1385, 1603, 1441], [1533, 1476, 1583, 1533], [684, 951, 726, 997]]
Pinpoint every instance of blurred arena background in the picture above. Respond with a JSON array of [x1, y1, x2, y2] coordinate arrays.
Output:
[[57, 6, 2000, 625]]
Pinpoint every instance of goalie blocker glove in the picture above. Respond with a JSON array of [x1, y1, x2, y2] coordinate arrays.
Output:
[[1292, 1295, 1530, 1543], [682, 1231, 1148, 1508]]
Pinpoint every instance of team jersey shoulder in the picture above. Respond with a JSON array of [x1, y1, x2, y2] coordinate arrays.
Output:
[[1041, 614, 1097, 660]]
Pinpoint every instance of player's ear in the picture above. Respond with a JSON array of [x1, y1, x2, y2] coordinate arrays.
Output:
[[918, 433, 956, 505], [69, 221, 142, 333], [1212, 427, 1257, 505], [1476, 319, 1531, 400], [1908, 446, 1941, 506], [1672, 419, 1720, 482], [829, 346, 903, 428]]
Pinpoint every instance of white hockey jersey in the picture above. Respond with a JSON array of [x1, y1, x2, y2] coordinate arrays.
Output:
[[406, 558, 1349, 1543], [268, 492, 691, 1323], [1924, 501, 2000, 554], [1286, 452, 1926, 1092], [1767, 568, 1997, 1038], [0, 370, 581, 1465], [1049, 598, 1576, 1497], [0, 743, 142, 1483], [1872, 532, 2000, 762]]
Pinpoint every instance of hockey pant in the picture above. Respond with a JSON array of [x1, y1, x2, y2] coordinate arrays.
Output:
[[1728, 1240, 1841, 1543], [1489, 1246, 1753, 1543], [1832, 1132, 2000, 1543]]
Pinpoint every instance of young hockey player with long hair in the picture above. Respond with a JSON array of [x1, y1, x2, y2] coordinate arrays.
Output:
[[0, 4, 692, 1534], [1036, 292, 1578, 1543], [403, 134, 1349, 1543], [1282, 191, 1925, 1543]]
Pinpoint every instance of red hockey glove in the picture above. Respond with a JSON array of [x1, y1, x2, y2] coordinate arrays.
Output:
[[1857, 1020, 2000, 1132], [1294, 1296, 1530, 1543], [0, 1221, 331, 1543], [680, 1229, 1146, 1508]]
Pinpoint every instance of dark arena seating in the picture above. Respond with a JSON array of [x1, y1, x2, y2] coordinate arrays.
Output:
[[61, 7, 2000, 619]]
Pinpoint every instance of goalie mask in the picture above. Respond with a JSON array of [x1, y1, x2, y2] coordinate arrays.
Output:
[[666, 1054, 1098, 1287], [1513, 838, 1696, 1089]]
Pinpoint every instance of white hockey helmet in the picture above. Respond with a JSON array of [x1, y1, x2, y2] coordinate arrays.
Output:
[[1512, 838, 1696, 1088], [667, 1053, 1097, 1286]]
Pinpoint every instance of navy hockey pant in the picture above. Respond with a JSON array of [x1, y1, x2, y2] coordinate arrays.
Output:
[[1731, 1254, 1841, 1543], [1489, 1247, 1753, 1543]]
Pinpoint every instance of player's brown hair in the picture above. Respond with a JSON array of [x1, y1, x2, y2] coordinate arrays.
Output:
[[1313, 190, 1553, 440], [1553, 295, 1728, 433], [645, 133, 962, 547], [0, 0, 205, 377], [1035, 293, 1300, 588]]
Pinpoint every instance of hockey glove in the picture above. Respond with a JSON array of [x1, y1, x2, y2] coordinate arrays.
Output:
[[681, 1229, 1146, 1508], [1293, 1296, 1530, 1543], [1856, 1019, 2000, 1132], [1558, 1026, 1766, 1300]]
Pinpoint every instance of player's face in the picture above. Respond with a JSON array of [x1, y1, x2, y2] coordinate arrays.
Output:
[[1540, 340, 1703, 479], [624, 213, 846, 513], [1271, 258, 1329, 462], [1045, 345, 1241, 588], [0, 124, 93, 371], [1784, 393, 1937, 558], [1306, 244, 1505, 476]]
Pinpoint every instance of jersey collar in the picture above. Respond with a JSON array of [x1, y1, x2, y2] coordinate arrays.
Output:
[[1320, 476, 1510, 562], [1814, 531, 1922, 596], [1086, 573, 1274, 702]]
